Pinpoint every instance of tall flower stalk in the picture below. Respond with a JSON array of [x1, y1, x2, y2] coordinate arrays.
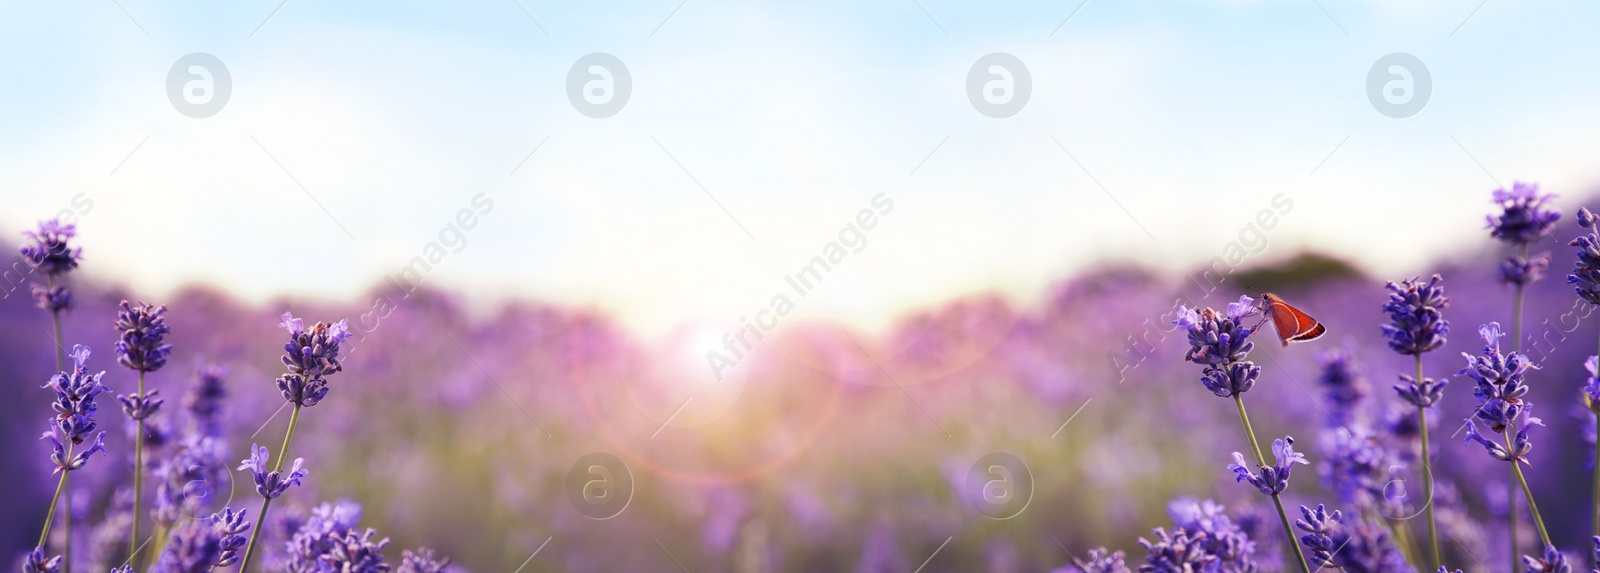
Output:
[[1488, 181, 1561, 570], [38, 345, 111, 573], [1174, 298, 1311, 573], [236, 312, 351, 572], [1459, 323, 1553, 550], [20, 219, 82, 372], [113, 300, 172, 561], [20, 219, 83, 572], [1568, 206, 1600, 555], [1382, 275, 1450, 569]]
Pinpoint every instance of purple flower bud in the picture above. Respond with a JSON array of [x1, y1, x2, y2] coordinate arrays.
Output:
[[1228, 437, 1308, 496], [398, 548, 453, 573], [1066, 547, 1130, 573], [1381, 275, 1450, 355], [19, 219, 82, 277], [117, 388, 163, 422], [21, 546, 62, 573], [1522, 544, 1572, 573], [113, 300, 172, 373], [237, 443, 308, 499], [29, 283, 71, 312], [1569, 209, 1600, 304], [1395, 374, 1448, 408], [1500, 252, 1552, 287], [1488, 181, 1562, 246]]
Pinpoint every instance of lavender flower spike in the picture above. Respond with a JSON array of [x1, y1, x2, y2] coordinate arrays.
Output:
[[1463, 404, 1543, 464], [1065, 547, 1130, 573], [398, 548, 454, 573], [1489, 181, 1562, 246], [1568, 207, 1600, 304], [1381, 274, 1450, 356], [43, 429, 106, 474], [21, 546, 62, 573], [1229, 436, 1309, 495], [1459, 322, 1537, 433], [19, 219, 82, 277], [113, 301, 172, 373], [1584, 356, 1600, 415], [1502, 253, 1553, 287], [1522, 544, 1572, 573], [275, 312, 354, 407], [1175, 302, 1260, 398], [1395, 375, 1448, 408], [1295, 504, 1340, 568], [212, 507, 252, 566], [238, 443, 308, 499]]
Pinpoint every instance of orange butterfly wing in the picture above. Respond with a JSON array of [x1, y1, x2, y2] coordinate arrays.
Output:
[[1265, 295, 1326, 347]]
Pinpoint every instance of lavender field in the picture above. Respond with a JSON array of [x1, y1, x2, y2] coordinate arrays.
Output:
[[5, 184, 1600, 573], [11, 2, 1600, 572]]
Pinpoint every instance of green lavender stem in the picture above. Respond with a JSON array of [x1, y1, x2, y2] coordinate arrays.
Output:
[[129, 370, 145, 560], [1594, 331, 1600, 564], [1233, 394, 1312, 573], [237, 404, 302, 573], [1505, 431, 1552, 548], [1510, 242, 1527, 572], [1416, 356, 1441, 570], [47, 275, 64, 372], [37, 443, 73, 549]]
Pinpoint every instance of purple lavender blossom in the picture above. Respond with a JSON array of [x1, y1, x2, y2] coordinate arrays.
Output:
[[1228, 437, 1308, 496], [1166, 498, 1257, 572], [113, 300, 172, 373], [1522, 545, 1572, 573], [1137, 527, 1212, 573], [323, 528, 392, 573], [1568, 207, 1600, 304], [1294, 504, 1410, 572], [1175, 299, 1260, 398], [286, 501, 365, 570], [275, 313, 352, 407], [152, 436, 226, 526], [1459, 323, 1536, 433], [1067, 548, 1130, 573], [398, 549, 453, 573], [213, 507, 252, 566], [116, 388, 163, 423], [279, 312, 352, 378], [29, 284, 71, 313], [1464, 404, 1542, 464], [1489, 182, 1562, 246], [1316, 347, 1369, 427], [238, 443, 308, 499], [1381, 275, 1450, 356], [19, 219, 82, 277], [20, 546, 61, 573], [1319, 427, 1390, 511], [1584, 356, 1600, 416], [43, 345, 108, 445], [1395, 375, 1448, 408], [183, 364, 228, 436], [1501, 253, 1553, 287], [153, 517, 228, 573]]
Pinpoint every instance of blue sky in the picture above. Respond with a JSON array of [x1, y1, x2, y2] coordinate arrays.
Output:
[[3, 0, 1600, 336]]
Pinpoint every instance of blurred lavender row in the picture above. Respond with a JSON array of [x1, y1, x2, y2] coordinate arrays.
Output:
[[7, 186, 1600, 572]]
